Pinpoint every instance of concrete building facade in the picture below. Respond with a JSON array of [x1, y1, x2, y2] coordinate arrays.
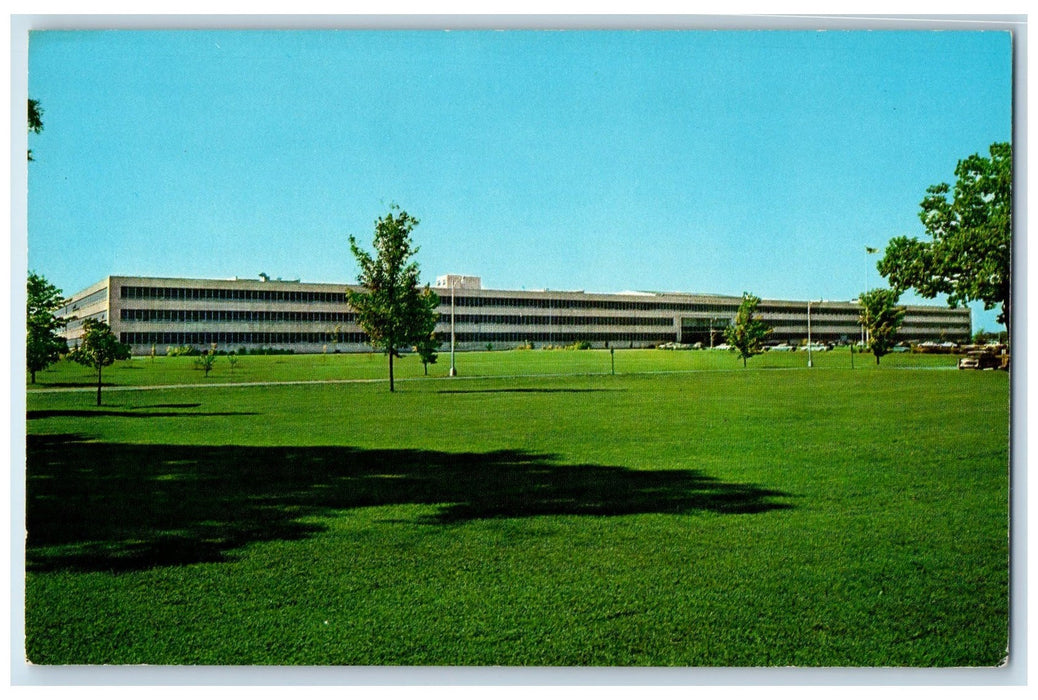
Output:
[[57, 274, 972, 355]]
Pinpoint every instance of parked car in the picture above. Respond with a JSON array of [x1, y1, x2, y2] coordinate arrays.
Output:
[[958, 352, 1002, 370]]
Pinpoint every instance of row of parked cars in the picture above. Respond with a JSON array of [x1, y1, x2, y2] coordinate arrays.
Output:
[[764, 342, 834, 352], [957, 344, 1010, 370], [659, 340, 1008, 370]]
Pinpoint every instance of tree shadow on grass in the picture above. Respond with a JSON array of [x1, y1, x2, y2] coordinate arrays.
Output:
[[437, 388, 623, 394], [26, 433, 794, 574], [27, 410, 259, 420]]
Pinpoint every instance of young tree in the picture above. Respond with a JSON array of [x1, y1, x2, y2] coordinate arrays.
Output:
[[858, 288, 907, 365], [878, 142, 1012, 339], [67, 319, 131, 406], [348, 207, 440, 392], [414, 333, 440, 376], [26, 272, 69, 383], [197, 349, 217, 377], [724, 292, 772, 367]]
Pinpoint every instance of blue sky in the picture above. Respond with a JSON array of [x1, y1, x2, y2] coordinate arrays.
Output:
[[26, 28, 1013, 330]]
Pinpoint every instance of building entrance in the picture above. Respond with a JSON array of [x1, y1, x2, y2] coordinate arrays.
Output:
[[680, 317, 726, 347]]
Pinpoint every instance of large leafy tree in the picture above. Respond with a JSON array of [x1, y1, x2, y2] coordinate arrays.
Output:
[[27, 272, 69, 383], [348, 207, 440, 392], [878, 142, 1012, 339], [28, 98, 43, 161], [724, 292, 772, 367], [68, 318, 131, 406], [858, 288, 907, 365]]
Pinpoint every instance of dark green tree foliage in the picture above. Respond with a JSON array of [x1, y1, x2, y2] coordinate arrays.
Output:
[[68, 318, 131, 406], [878, 142, 1012, 337], [28, 98, 43, 161], [348, 207, 440, 392], [724, 292, 772, 367], [858, 288, 907, 365], [27, 272, 68, 383]]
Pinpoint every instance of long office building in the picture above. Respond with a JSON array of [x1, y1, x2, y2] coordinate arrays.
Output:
[[56, 274, 972, 355]]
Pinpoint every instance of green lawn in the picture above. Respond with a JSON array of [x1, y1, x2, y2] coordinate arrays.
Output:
[[27, 345, 958, 389], [23, 350, 1009, 666]]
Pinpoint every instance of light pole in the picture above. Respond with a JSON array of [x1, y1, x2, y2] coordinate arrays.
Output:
[[807, 300, 813, 368], [807, 299, 825, 368], [864, 246, 878, 346], [449, 278, 457, 377]]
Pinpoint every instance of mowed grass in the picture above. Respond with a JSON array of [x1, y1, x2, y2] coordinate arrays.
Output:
[[24, 351, 1009, 666], [26, 344, 959, 389]]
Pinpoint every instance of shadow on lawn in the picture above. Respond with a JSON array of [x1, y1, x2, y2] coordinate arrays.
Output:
[[27, 409, 258, 419], [26, 433, 793, 574], [437, 388, 622, 395]]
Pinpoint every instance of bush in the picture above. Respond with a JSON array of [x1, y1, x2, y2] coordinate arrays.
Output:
[[166, 345, 201, 357]]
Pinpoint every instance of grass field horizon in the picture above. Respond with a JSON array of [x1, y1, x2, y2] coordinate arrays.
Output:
[[23, 349, 1010, 666], [26, 345, 964, 391]]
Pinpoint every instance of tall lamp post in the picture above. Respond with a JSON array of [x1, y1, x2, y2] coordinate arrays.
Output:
[[864, 246, 878, 346], [449, 277, 457, 377], [807, 300, 814, 368], [807, 299, 824, 368]]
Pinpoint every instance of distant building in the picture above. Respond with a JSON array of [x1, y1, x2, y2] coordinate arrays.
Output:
[[56, 274, 971, 355]]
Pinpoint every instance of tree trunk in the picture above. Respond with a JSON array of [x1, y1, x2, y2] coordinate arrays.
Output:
[[875, 353, 880, 366], [96, 364, 103, 406], [388, 350, 395, 392], [1003, 299, 1011, 349], [30, 369, 36, 384]]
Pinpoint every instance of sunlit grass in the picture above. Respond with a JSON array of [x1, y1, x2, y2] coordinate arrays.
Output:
[[27, 345, 958, 391], [24, 352, 1008, 666]]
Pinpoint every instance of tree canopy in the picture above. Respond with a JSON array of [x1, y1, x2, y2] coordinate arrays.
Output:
[[27, 272, 68, 383], [68, 318, 131, 405], [28, 98, 43, 161], [858, 288, 907, 365], [348, 207, 439, 391], [878, 142, 1011, 337], [724, 292, 772, 367]]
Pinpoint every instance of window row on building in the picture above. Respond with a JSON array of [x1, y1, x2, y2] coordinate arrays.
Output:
[[56, 287, 108, 317], [449, 294, 737, 313], [64, 310, 108, 333], [120, 331, 369, 346], [121, 308, 357, 324], [120, 285, 350, 305], [441, 313, 676, 327], [451, 331, 673, 344], [116, 280, 969, 320], [116, 307, 970, 333]]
